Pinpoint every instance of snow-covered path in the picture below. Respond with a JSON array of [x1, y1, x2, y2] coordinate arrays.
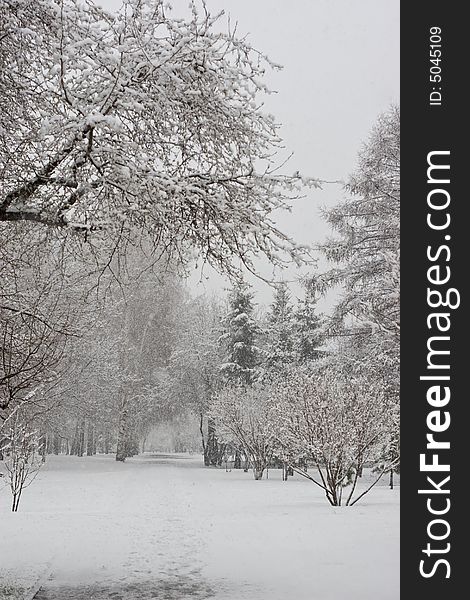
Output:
[[0, 454, 399, 600]]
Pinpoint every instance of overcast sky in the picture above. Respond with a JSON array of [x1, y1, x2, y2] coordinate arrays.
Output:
[[98, 0, 400, 307]]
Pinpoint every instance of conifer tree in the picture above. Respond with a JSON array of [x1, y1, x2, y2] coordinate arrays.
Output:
[[220, 282, 259, 386], [264, 282, 296, 371], [220, 281, 259, 468], [294, 278, 324, 364]]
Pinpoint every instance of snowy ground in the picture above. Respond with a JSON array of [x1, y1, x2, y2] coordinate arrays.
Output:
[[0, 454, 399, 600]]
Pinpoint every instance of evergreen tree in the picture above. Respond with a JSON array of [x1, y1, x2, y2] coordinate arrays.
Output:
[[318, 106, 400, 479], [220, 282, 259, 386], [219, 281, 259, 468], [319, 105, 400, 342], [294, 278, 324, 363], [263, 283, 296, 371]]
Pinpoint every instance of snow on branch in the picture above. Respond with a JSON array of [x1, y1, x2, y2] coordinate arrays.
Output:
[[0, 0, 319, 277]]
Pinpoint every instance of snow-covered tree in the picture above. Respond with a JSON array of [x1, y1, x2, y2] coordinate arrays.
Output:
[[0, 0, 313, 278], [220, 282, 259, 386], [210, 383, 276, 480], [319, 105, 400, 342], [219, 281, 260, 468], [1, 409, 43, 511], [293, 277, 324, 363], [374, 388, 400, 489], [35, 258, 186, 462], [167, 296, 223, 466], [316, 106, 400, 480], [111, 271, 184, 462], [0, 226, 98, 415], [262, 282, 296, 371], [260, 278, 324, 374], [272, 359, 397, 506]]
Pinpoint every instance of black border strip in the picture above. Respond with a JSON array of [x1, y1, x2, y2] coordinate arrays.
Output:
[[401, 2, 465, 595]]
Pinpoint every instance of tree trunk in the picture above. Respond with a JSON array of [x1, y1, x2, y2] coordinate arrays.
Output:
[[116, 399, 129, 462], [234, 448, 242, 469], [70, 424, 78, 455], [282, 462, 288, 481], [204, 418, 220, 467], [86, 422, 95, 456], [199, 413, 207, 463], [331, 485, 340, 506], [40, 431, 47, 463], [252, 460, 265, 480], [52, 433, 61, 455], [216, 442, 226, 466], [140, 430, 149, 455], [243, 452, 250, 472], [77, 419, 85, 457], [104, 431, 111, 455], [390, 469, 394, 490]]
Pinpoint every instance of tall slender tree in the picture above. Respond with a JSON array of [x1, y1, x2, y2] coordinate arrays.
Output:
[[293, 278, 324, 364], [220, 281, 259, 468], [220, 282, 259, 386], [318, 105, 400, 475], [319, 105, 400, 343], [263, 283, 295, 371], [167, 296, 223, 466]]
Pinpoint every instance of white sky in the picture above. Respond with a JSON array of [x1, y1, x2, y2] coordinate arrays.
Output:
[[98, 0, 400, 308]]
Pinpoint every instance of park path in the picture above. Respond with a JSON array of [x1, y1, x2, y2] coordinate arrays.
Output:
[[33, 576, 215, 599], [30, 454, 220, 600]]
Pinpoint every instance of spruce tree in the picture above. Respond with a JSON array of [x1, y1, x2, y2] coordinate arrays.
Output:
[[294, 278, 324, 364], [264, 282, 296, 371], [220, 282, 259, 386], [220, 281, 259, 468]]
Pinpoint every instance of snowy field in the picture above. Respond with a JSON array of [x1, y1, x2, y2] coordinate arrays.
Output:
[[0, 454, 399, 600]]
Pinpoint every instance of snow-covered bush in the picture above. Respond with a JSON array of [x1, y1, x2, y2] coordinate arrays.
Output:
[[210, 383, 277, 480], [271, 361, 398, 506], [1, 411, 43, 511]]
